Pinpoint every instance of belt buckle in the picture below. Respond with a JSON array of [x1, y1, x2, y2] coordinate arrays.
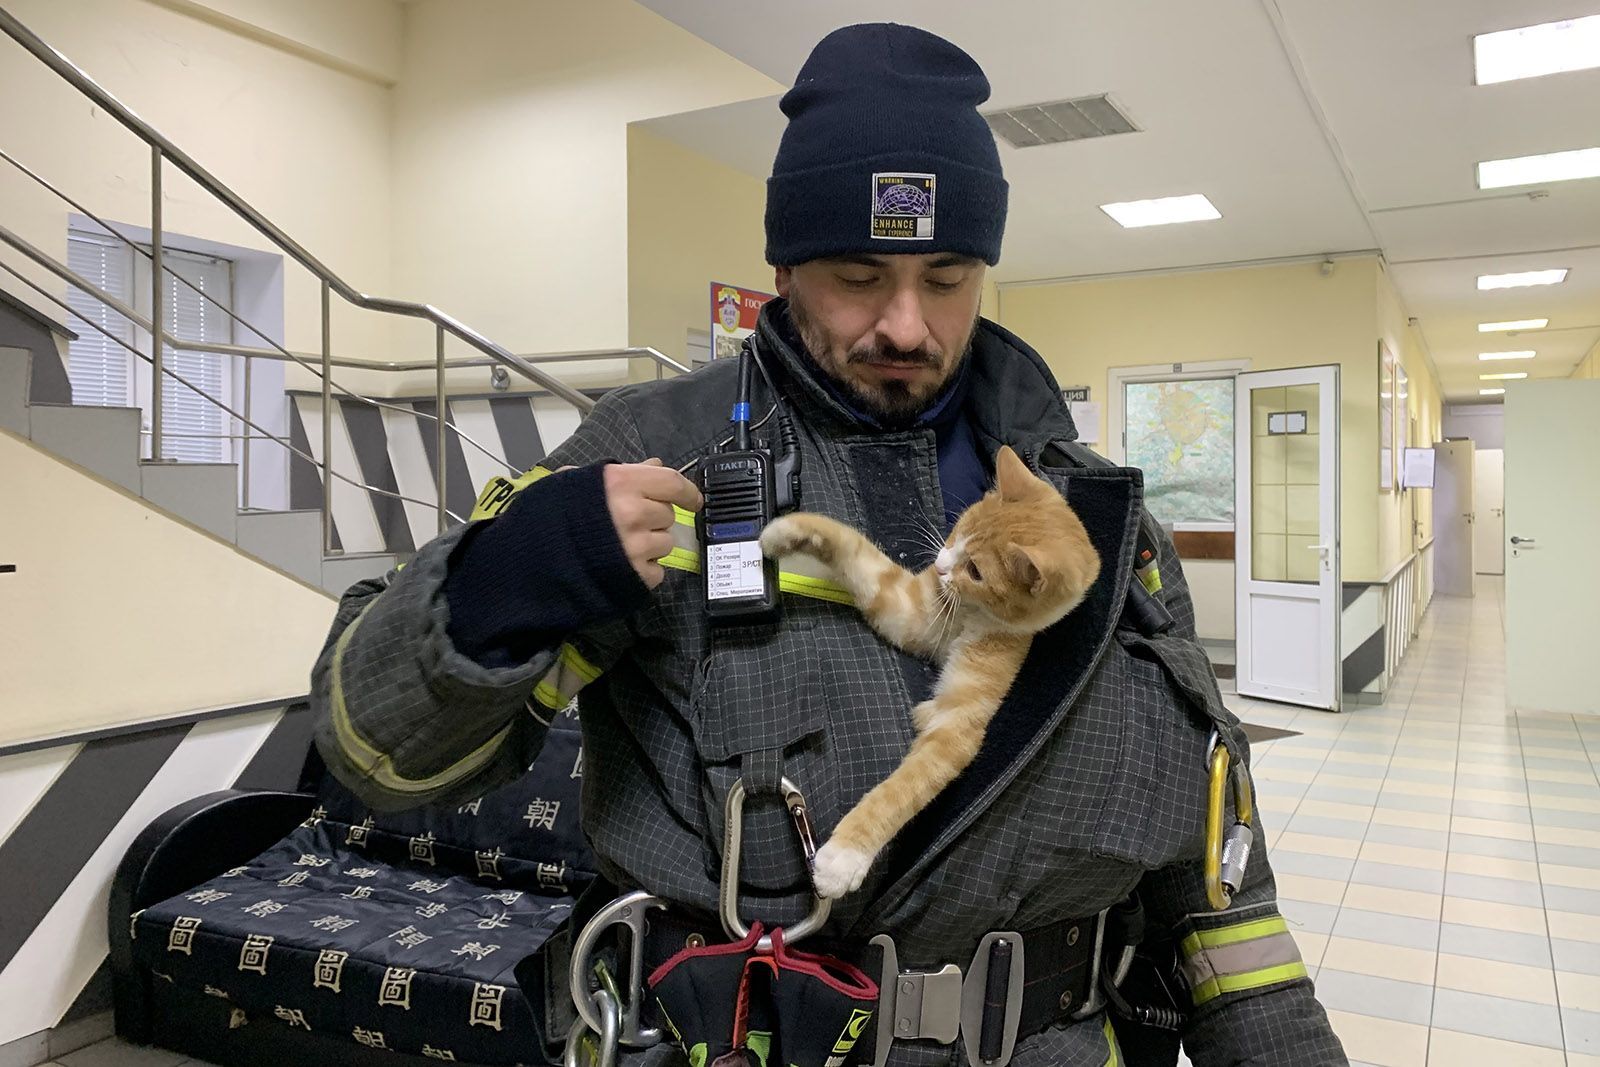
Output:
[[867, 934, 961, 1065], [961, 930, 1024, 1067]]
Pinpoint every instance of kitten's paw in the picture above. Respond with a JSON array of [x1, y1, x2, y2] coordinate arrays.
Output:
[[760, 514, 831, 561], [811, 841, 874, 899]]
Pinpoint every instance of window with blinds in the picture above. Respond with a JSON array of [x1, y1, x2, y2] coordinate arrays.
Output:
[[63, 230, 235, 463], [65, 231, 134, 408]]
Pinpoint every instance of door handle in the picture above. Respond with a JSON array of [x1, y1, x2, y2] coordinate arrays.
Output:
[[1509, 536, 1536, 545]]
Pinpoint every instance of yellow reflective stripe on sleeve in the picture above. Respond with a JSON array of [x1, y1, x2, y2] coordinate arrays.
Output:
[[329, 600, 511, 795], [1181, 915, 1291, 955], [1188, 961, 1310, 1006], [470, 465, 554, 521], [1180, 914, 1306, 1006], [1102, 1017, 1121, 1067], [532, 641, 607, 712]]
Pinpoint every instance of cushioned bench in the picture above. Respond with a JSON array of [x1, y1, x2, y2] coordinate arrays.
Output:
[[110, 707, 592, 1066]]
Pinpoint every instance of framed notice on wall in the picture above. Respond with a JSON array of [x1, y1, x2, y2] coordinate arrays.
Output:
[[1379, 341, 1396, 491], [711, 282, 775, 361]]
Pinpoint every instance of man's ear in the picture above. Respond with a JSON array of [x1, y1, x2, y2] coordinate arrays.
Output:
[[775, 266, 793, 297]]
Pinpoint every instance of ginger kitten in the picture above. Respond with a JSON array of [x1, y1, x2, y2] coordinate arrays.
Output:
[[760, 446, 1101, 898]]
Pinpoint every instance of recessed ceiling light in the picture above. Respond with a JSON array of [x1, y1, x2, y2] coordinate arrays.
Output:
[[1100, 194, 1221, 228], [1480, 371, 1529, 380], [1478, 319, 1548, 331], [1479, 351, 1536, 361], [1480, 388, 1506, 396], [1478, 147, 1600, 189], [1477, 269, 1568, 290], [1475, 15, 1600, 85]]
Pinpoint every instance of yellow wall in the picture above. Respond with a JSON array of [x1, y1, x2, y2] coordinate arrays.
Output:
[[389, 0, 781, 390], [0, 0, 400, 392], [1575, 341, 1600, 380], [1376, 261, 1444, 571], [626, 126, 773, 374], [0, 431, 335, 746], [998, 257, 1407, 581]]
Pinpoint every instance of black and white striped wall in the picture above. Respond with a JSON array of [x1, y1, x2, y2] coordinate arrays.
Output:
[[286, 392, 594, 556], [0, 701, 312, 1054]]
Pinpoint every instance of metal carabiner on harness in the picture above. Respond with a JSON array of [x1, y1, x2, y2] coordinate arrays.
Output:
[[564, 985, 621, 1067], [568, 890, 667, 1049], [720, 777, 831, 951], [1204, 730, 1256, 910]]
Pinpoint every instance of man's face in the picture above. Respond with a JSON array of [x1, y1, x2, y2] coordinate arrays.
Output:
[[776, 253, 985, 423]]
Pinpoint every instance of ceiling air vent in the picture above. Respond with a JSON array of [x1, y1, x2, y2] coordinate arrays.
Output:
[[983, 95, 1138, 149]]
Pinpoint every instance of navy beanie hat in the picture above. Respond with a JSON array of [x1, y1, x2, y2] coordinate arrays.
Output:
[[765, 23, 1008, 267]]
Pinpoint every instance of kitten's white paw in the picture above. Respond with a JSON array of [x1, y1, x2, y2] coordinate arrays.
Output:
[[812, 841, 874, 899], [759, 515, 804, 559]]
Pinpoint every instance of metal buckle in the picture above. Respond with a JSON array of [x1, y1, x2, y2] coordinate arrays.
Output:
[[867, 933, 962, 1065], [720, 777, 831, 951], [1070, 911, 1111, 1020], [960, 930, 1025, 1067], [563, 986, 620, 1067], [568, 890, 666, 1048]]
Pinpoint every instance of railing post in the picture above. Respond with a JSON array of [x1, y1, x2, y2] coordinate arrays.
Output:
[[436, 325, 447, 535], [149, 146, 163, 460], [321, 280, 333, 555], [240, 353, 252, 510]]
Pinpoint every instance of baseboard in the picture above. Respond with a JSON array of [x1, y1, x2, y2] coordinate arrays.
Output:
[[0, 1011, 115, 1067]]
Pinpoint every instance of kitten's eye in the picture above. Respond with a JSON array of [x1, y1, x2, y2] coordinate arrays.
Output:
[[965, 560, 983, 582]]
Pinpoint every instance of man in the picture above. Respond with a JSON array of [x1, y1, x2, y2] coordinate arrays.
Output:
[[311, 22, 1346, 1066]]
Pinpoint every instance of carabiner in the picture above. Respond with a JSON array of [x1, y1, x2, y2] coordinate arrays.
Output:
[[564, 986, 621, 1067], [1203, 731, 1256, 910], [720, 777, 831, 950], [568, 890, 667, 1047]]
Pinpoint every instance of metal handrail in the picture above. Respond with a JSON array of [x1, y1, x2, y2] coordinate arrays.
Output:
[[0, 3, 695, 552], [1, 261, 468, 524]]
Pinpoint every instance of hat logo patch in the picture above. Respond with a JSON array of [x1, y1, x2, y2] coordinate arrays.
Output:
[[871, 173, 935, 240]]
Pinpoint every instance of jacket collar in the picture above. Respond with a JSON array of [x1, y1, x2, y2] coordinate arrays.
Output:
[[754, 299, 1079, 456]]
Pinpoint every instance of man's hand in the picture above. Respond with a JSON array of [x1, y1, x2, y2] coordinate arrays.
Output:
[[604, 459, 702, 589]]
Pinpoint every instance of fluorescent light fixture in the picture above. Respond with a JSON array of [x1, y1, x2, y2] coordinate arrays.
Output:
[[1480, 371, 1528, 380], [1478, 147, 1600, 189], [1100, 194, 1221, 228], [1477, 269, 1568, 289], [1475, 15, 1600, 85], [1479, 350, 1536, 361], [1480, 388, 1506, 396], [1478, 319, 1548, 331]]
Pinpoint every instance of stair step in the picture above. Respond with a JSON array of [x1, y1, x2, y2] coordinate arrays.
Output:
[[0, 345, 30, 436], [140, 461, 238, 543], [321, 552, 397, 596], [28, 403, 142, 493], [237, 509, 322, 588]]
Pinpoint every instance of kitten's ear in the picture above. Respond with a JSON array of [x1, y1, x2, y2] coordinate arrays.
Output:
[[1005, 545, 1046, 596], [994, 446, 1037, 501]]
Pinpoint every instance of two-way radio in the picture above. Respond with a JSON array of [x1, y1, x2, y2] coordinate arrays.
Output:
[[695, 337, 798, 626]]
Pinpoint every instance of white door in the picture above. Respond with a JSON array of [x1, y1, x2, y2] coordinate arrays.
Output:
[[1235, 366, 1340, 710], [1506, 380, 1600, 715], [1474, 449, 1505, 576], [1431, 441, 1476, 597]]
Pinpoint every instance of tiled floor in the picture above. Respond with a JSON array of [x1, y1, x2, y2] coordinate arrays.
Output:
[[1216, 577, 1600, 1067], [55, 579, 1600, 1067]]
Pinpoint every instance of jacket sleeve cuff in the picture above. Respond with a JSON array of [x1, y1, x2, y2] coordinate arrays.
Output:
[[443, 462, 649, 667]]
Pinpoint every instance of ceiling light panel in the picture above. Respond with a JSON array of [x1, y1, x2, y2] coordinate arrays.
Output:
[[1480, 388, 1506, 396], [1100, 194, 1221, 228], [1479, 351, 1536, 361], [1478, 319, 1548, 331], [1477, 269, 1568, 290], [1478, 147, 1600, 189], [1480, 372, 1529, 380], [1475, 15, 1600, 85]]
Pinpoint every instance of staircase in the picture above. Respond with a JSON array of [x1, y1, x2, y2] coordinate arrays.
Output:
[[1, 343, 395, 595]]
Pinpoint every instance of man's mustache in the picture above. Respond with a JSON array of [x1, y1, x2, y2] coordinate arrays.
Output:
[[847, 344, 941, 368]]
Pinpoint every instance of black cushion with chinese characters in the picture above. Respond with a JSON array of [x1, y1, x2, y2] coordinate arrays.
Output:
[[130, 711, 591, 1064]]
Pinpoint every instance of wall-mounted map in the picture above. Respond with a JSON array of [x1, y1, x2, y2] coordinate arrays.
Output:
[[1125, 378, 1235, 525]]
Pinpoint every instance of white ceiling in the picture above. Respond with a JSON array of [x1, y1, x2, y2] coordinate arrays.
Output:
[[636, 0, 1600, 403]]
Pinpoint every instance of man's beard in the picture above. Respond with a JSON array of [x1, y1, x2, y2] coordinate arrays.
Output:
[[788, 293, 978, 426]]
